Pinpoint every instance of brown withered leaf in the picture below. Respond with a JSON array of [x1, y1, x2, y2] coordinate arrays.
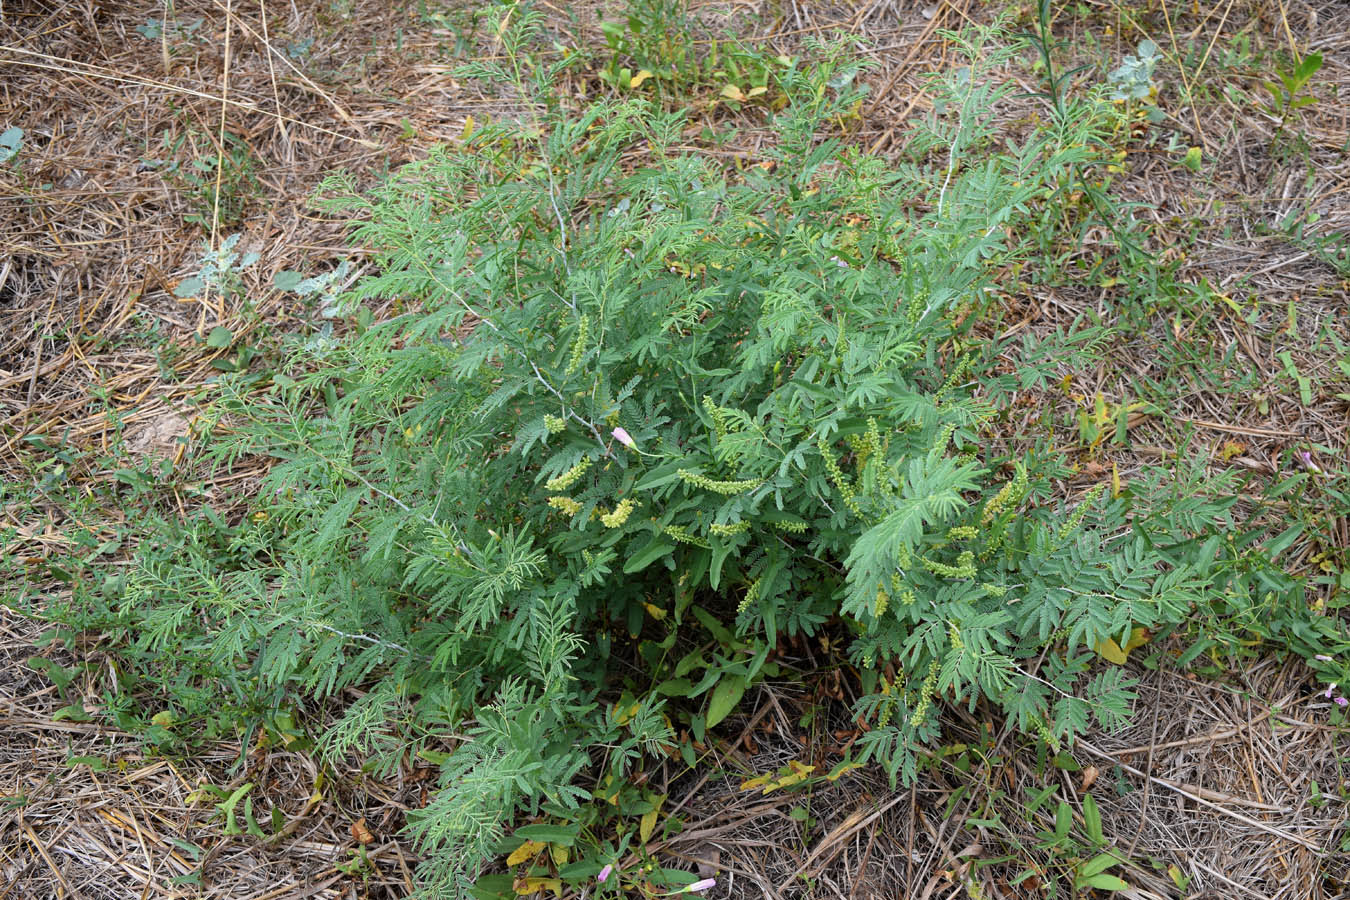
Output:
[[350, 817, 374, 844]]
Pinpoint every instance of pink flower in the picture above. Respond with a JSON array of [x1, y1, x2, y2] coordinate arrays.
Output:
[[1337, 697, 1349, 708], [612, 427, 636, 449], [597, 864, 613, 883], [1298, 451, 1322, 473], [1324, 683, 1337, 699], [686, 879, 716, 894], [1316, 654, 1334, 661]]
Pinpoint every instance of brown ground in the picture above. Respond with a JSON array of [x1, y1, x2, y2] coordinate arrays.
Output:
[[2, 0, 1347, 897]]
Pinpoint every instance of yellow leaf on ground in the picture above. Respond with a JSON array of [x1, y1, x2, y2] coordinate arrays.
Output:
[[513, 876, 562, 896]]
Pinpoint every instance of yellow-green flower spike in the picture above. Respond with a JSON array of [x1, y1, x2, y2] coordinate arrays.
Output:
[[565, 314, 589, 376], [548, 496, 583, 515], [677, 469, 762, 496], [600, 497, 637, 528], [545, 456, 591, 491]]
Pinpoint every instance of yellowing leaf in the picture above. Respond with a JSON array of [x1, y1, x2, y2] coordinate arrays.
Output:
[[720, 84, 746, 102], [513, 876, 562, 896], [1095, 638, 1128, 665], [549, 843, 569, 866], [462, 115, 475, 141], [1123, 627, 1150, 653], [506, 840, 546, 866], [629, 69, 654, 89], [640, 808, 659, 843], [1095, 627, 1150, 665], [614, 701, 641, 726], [739, 772, 774, 792], [643, 602, 667, 620], [640, 792, 665, 843], [775, 761, 814, 790], [746, 86, 768, 97], [740, 761, 816, 794], [826, 759, 864, 782]]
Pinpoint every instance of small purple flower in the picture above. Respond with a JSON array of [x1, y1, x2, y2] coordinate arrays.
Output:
[[1324, 682, 1337, 699], [1337, 697, 1349, 708], [686, 879, 716, 894], [1298, 451, 1322, 473], [612, 427, 636, 449], [597, 864, 613, 884], [1316, 654, 1334, 661]]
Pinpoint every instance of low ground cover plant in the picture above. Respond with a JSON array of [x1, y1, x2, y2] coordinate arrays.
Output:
[[26, 8, 1346, 897]]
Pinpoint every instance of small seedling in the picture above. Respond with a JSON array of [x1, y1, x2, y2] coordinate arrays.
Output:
[[134, 16, 205, 43], [1108, 40, 1161, 101], [1262, 51, 1323, 144], [174, 234, 259, 300], [0, 126, 21, 164]]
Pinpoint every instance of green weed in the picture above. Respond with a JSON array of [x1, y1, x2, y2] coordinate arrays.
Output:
[[146, 130, 261, 229], [596, 0, 786, 103], [17, 7, 1347, 897]]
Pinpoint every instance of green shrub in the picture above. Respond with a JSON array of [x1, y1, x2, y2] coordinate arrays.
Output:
[[45, 10, 1342, 897]]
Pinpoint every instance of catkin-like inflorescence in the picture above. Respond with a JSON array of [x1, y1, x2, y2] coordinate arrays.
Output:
[[664, 524, 711, 548], [565, 314, 589, 376], [818, 438, 865, 519], [548, 496, 582, 515], [922, 550, 976, 579], [545, 456, 591, 491], [980, 462, 1028, 525], [909, 660, 940, 727], [846, 417, 884, 472], [702, 395, 729, 443], [677, 469, 762, 496], [1055, 483, 1106, 542], [737, 576, 762, 614], [600, 497, 637, 528]]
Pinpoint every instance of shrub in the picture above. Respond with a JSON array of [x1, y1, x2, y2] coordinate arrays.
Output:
[[45, 10, 1339, 897]]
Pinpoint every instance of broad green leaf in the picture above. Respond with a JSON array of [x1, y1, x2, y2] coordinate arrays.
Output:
[[273, 270, 305, 291], [1080, 850, 1123, 877], [1080, 872, 1129, 892], [623, 535, 674, 573], [174, 276, 205, 298], [514, 823, 579, 846], [705, 674, 746, 728], [1082, 793, 1103, 845]]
